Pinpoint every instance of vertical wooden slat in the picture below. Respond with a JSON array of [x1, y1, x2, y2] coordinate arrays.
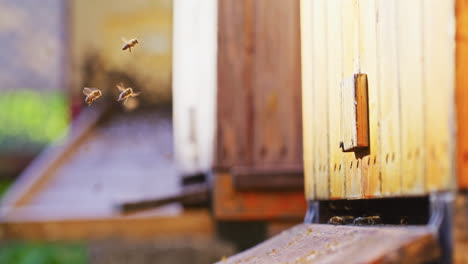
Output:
[[396, 0, 425, 195], [252, 0, 302, 169], [342, 0, 361, 198], [423, 0, 456, 191], [456, 0, 468, 190], [377, 0, 401, 196], [359, 0, 380, 197], [215, 0, 251, 170], [327, 0, 345, 199], [300, 0, 315, 199], [312, 0, 329, 199]]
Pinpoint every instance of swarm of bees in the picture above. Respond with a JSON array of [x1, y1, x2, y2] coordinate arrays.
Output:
[[82, 37, 141, 106]]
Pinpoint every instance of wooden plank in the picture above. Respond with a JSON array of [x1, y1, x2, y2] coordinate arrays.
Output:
[[326, 0, 345, 199], [311, 0, 329, 200], [216, 224, 439, 264], [359, 0, 380, 198], [172, 0, 217, 175], [454, 192, 468, 264], [377, 0, 401, 196], [252, 0, 302, 169], [215, 0, 252, 170], [396, 0, 425, 195], [342, 0, 361, 199], [300, 0, 315, 200], [340, 74, 369, 152], [423, 0, 456, 191], [456, 0, 468, 190], [0, 210, 214, 241], [213, 173, 306, 221], [232, 166, 303, 191]]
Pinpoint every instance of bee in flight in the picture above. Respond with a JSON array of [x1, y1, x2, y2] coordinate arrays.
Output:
[[116, 82, 141, 104], [121, 37, 139, 52], [83, 87, 102, 106]]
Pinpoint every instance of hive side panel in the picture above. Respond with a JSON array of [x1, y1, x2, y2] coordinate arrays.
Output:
[[252, 0, 302, 169], [359, 0, 381, 197], [342, 0, 362, 199], [215, 0, 252, 170], [456, 0, 468, 189], [300, 0, 315, 199], [376, 0, 401, 196], [423, 0, 456, 191], [327, 0, 345, 199], [311, 0, 329, 199], [396, 0, 425, 195]]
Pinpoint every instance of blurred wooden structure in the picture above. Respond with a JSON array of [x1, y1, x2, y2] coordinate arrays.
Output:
[[172, 0, 217, 178], [0, 106, 214, 240], [214, 0, 306, 221], [456, 0, 468, 263], [301, 0, 455, 200]]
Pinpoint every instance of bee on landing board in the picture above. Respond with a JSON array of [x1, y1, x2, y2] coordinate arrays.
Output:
[[83, 87, 102, 106], [121, 37, 139, 52], [116, 82, 141, 104]]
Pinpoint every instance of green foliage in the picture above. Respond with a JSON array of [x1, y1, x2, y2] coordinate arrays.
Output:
[[0, 242, 87, 264], [0, 91, 69, 153]]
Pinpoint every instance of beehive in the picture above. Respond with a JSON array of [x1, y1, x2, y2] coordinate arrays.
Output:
[[301, 0, 456, 200]]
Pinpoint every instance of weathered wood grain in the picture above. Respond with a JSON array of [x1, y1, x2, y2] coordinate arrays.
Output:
[[377, 0, 401, 196], [311, 0, 330, 200], [327, 0, 345, 199], [252, 0, 302, 169], [216, 224, 439, 264], [215, 0, 251, 170], [300, 0, 315, 199], [358, 0, 380, 198], [395, 0, 425, 195], [340, 74, 369, 152], [454, 192, 468, 264], [342, 0, 361, 199], [423, 0, 456, 191], [456, 0, 468, 190]]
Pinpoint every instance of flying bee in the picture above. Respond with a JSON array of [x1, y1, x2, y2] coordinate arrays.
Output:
[[83, 87, 102, 106], [121, 37, 139, 52], [116, 82, 141, 104]]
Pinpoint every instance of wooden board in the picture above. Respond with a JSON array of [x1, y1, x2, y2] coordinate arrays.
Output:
[[311, 0, 329, 200], [377, 0, 401, 196], [215, 0, 251, 169], [0, 210, 213, 241], [300, 0, 315, 199], [454, 192, 468, 264], [396, 0, 425, 195], [252, 0, 302, 168], [359, 0, 380, 197], [213, 173, 306, 221], [342, 0, 361, 199], [215, 224, 439, 264], [456, 0, 468, 190], [215, 0, 303, 173], [423, 0, 456, 191], [326, 0, 345, 199]]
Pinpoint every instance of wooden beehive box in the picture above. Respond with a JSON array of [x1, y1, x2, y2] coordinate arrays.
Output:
[[213, 0, 306, 221], [301, 0, 456, 200]]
